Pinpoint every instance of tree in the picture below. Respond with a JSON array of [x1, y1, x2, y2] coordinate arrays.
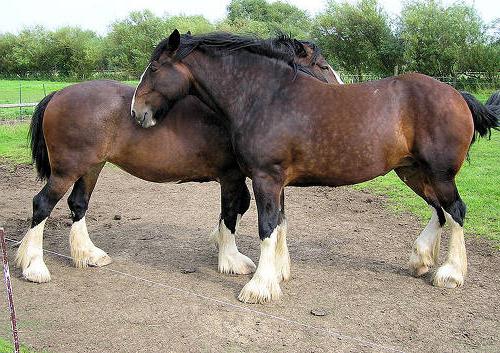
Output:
[[313, 0, 401, 79], [221, 0, 312, 38], [106, 10, 215, 75], [399, 0, 487, 76]]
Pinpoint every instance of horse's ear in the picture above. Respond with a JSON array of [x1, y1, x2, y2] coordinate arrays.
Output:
[[186, 30, 192, 36], [168, 29, 181, 52], [293, 39, 307, 57]]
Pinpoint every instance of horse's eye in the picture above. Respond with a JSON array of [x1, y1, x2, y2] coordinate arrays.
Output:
[[319, 65, 329, 70]]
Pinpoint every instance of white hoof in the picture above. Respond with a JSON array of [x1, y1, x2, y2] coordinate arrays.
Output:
[[433, 263, 464, 288], [238, 275, 282, 304], [409, 236, 440, 277], [409, 249, 433, 277], [218, 251, 256, 275], [22, 257, 51, 283], [72, 246, 112, 268]]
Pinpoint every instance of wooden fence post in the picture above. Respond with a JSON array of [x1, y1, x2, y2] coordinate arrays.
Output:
[[0, 228, 20, 353]]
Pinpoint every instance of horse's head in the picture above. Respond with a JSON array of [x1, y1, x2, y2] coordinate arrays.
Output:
[[131, 29, 191, 128], [292, 40, 342, 84]]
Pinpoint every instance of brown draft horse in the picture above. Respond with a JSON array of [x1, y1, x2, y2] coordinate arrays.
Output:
[[15, 35, 338, 283], [132, 30, 499, 303]]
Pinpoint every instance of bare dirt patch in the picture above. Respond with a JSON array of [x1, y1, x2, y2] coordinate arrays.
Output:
[[0, 165, 499, 353]]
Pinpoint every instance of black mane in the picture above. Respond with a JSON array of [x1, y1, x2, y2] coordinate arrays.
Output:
[[151, 32, 326, 82]]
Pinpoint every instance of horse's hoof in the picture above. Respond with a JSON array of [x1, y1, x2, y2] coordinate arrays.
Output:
[[218, 251, 256, 275], [72, 246, 112, 268], [433, 264, 464, 288], [89, 253, 113, 267], [22, 258, 51, 283], [410, 265, 429, 277], [237, 276, 281, 304]]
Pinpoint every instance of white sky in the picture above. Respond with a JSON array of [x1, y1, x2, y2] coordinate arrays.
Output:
[[1, 0, 498, 35]]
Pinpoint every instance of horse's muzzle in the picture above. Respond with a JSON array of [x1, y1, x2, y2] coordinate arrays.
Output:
[[132, 108, 157, 128]]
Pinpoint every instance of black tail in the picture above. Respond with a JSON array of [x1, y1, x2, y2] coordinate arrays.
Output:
[[485, 91, 500, 106], [29, 91, 57, 180], [459, 91, 499, 144]]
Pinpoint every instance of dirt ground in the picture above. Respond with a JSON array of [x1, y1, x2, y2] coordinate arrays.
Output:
[[0, 164, 498, 353]]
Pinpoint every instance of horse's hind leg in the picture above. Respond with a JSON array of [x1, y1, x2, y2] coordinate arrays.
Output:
[[212, 175, 256, 275], [16, 173, 77, 282], [67, 162, 112, 268], [430, 180, 467, 288], [395, 167, 444, 277]]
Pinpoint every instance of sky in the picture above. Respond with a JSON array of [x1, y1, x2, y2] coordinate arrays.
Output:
[[1, 0, 498, 35]]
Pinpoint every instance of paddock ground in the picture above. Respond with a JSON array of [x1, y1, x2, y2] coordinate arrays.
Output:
[[0, 164, 499, 353]]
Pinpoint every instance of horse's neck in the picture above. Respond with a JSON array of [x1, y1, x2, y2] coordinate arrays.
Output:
[[186, 51, 293, 127]]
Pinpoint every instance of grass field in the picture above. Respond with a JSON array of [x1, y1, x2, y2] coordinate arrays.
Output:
[[0, 338, 38, 353], [0, 80, 137, 120]]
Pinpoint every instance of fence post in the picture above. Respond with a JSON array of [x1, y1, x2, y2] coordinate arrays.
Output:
[[18, 83, 22, 119], [0, 228, 20, 353]]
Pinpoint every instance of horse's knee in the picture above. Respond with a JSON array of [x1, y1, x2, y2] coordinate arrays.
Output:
[[443, 198, 466, 227]]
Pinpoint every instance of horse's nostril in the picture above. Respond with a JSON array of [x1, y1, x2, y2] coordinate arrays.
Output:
[[131, 110, 136, 119]]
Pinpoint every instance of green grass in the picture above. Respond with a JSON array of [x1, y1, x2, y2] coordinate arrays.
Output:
[[0, 124, 30, 164], [0, 337, 38, 353], [0, 80, 74, 120], [0, 80, 138, 120]]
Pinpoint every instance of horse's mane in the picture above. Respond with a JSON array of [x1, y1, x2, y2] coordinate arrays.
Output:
[[151, 32, 326, 82]]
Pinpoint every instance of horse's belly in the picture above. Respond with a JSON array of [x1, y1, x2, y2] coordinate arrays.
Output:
[[109, 153, 221, 183]]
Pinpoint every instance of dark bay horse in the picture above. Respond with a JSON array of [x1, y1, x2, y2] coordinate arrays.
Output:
[[132, 30, 499, 303], [15, 36, 336, 283]]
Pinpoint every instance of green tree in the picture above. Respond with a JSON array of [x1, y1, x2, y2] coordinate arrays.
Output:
[[106, 10, 215, 76], [399, 0, 487, 76], [313, 0, 401, 79], [221, 0, 312, 38]]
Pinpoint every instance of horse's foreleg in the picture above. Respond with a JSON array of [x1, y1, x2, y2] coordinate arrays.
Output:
[[67, 163, 112, 268], [212, 177, 255, 275], [238, 173, 285, 303], [16, 174, 75, 282]]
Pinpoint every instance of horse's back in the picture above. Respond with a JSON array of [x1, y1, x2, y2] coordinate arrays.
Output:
[[42, 80, 236, 182]]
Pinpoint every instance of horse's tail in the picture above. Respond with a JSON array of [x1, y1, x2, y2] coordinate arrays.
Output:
[[29, 91, 57, 180], [459, 91, 499, 145], [485, 91, 500, 106]]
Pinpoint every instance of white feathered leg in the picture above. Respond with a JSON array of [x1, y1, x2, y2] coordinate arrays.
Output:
[[433, 212, 467, 288], [409, 206, 442, 277], [16, 219, 51, 283], [238, 225, 283, 303], [275, 218, 290, 281], [70, 216, 112, 268], [211, 215, 256, 275]]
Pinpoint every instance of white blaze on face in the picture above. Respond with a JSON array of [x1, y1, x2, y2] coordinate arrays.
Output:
[[131, 63, 151, 115], [328, 65, 344, 84]]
